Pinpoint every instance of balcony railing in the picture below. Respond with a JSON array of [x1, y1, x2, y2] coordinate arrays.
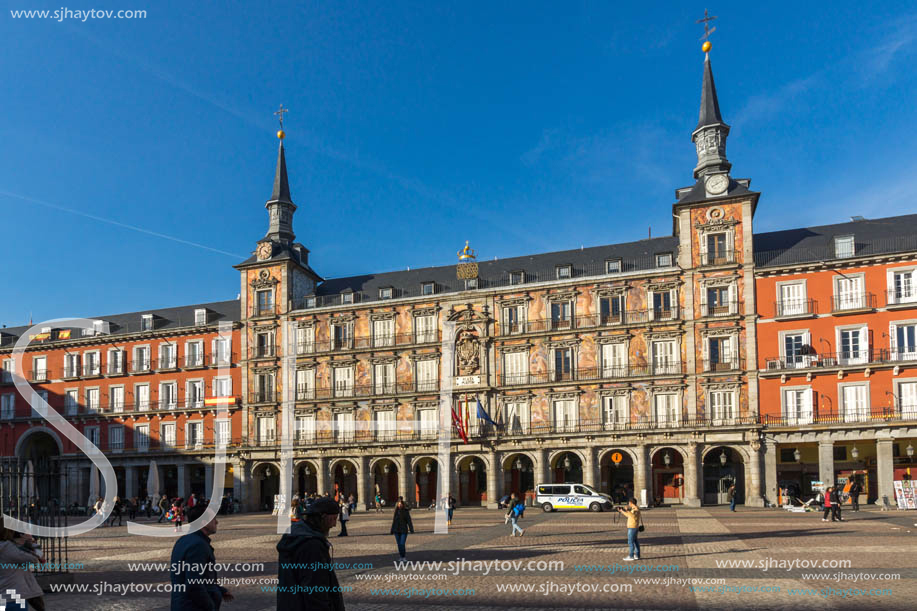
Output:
[[252, 345, 276, 358], [106, 363, 124, 375], [701, 302, 738, 317], [157, 357, 178, 370], [887, 289, 917, 307], [207, 353, 234, 367], [30, 369, 49, 383], [184, 354, 205, 368], [499, 363, 684, 387], [251, 391, 275, 403], [701, 250, 736, 266], [775, 298, 817, 318], [703, 358, 744, 373], [82, 364, 102, 377], [832, 292, 876, 312], [297, 332, 443, 354], [761, 407, 917, 426], [764, 349, 886, 371], [296, 381, 440, 400], [63, 366, 81, 379], [499, 310, 676, 336], [131, 360, 151, 373]]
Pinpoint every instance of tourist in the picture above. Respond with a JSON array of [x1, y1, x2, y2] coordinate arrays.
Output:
[[390, 497, 414, 561], [497, 494, 510, 509], [822, 487, 834, 522], [446, 493, 456, 526], [830, 487, 843, 522], [728, 485, 737, 512], [172, 497, 185, 533], [0, 527, 46, 611], [289, 496, 301, 522], [848, 480, 861, 512], [374, 492, 383, 513], [618, 497, 643, 561], [276, 497, 344, 610], [506, 493, 525, 537], [157, 494, 169, 523], [348, 493, 356, 514], [338, 502, 350, 537], [127, 497, 137, 521], [188, 493, 198, 509], [169, 504, 234, 610]]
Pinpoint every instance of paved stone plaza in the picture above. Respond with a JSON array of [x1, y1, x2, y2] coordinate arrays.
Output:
[[52, 506, 915, 610]]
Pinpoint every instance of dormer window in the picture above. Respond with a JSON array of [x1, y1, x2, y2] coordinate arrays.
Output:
[[509, 271, 525, 285], [556, 264, 572, 279], [464, 278, 478, 290], [304, 297, 316, 309], [194, 309, 207, 326], [341, 291, 354, 305], [422, 282, 435, 296], [835, 235, 855, 259], [141, 314, 153, 332], [656, 253, 673, 268], [605, 259, 622, 274], [379, 287, 393, 300]]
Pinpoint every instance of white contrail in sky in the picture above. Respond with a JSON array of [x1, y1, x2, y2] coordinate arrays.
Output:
[[0, 189, 245, 259]]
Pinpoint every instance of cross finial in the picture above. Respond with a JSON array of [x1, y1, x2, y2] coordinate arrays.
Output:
[[274, 104, 289, 129], [696, 9, 717, 42]]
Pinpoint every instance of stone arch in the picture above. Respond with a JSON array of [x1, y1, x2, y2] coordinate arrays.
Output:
[[328, 458, 360, 475], [649, 446, 687, 463], [453, 453, 491, 471], [701, 445, 747, 506], [369, 457, 399, 472], [251, 461, 280, 477], [701, 444, 750, 464], [597, 447, 638, 465], [501, 451, 536, 500], [14, 426, 64, 458], [409, 456, 444, 472], [547, 448, 586, 466], [501, 451, 537, 470]]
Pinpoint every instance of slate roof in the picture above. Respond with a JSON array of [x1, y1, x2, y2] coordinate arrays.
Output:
[[753, 213, 917, 267], [0, 300, 240, 348], [696, 55, 726, 131]]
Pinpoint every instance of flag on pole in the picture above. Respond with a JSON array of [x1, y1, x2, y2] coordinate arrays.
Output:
[[476, 397, 498, 427], [451, 403, 468, 444]]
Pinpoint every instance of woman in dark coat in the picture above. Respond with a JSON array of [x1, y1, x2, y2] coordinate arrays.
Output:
[[390, 498, 414, 561]]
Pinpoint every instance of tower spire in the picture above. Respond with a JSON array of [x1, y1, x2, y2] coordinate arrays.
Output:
[[263, 107, 297, 244], [690, 31, 731, 179]]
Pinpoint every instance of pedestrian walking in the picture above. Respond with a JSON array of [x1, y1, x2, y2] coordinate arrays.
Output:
[[446, 493, 456, 526], [506, 493, 525, 537], [728, 485, 737, 512], [830, 487, 843, 522], [390, 497, 414, 561], [0, 527, 46, 611], [188, 493, 198, 509], [822, 487, 834, 522], [127, 497, 138, 521], [289, 496, 301, 522], [849, 480, 861, 512], [109, 496, 123, 527], [169, 504, 234, 610], [618, 497, 643, 561], [157, 494, 169, 523], [348, 493, 356, 514], [374, 493, 383, 513], [338, 503, 350, 537], [276, 497, 345, 611], [93, 496, 104, 518]]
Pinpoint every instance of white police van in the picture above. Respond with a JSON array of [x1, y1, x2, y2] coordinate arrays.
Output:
[[535, 483, 613, 512]]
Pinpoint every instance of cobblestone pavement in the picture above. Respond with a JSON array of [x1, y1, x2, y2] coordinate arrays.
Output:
[[48, 505, 916, 610]]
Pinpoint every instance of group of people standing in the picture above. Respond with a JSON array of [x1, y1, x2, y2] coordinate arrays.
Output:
[[819, 480, 862, 522]]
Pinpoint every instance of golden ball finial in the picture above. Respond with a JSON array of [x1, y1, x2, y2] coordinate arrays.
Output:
[[277, 130, 285, 140], [702, 41, 712, 53]]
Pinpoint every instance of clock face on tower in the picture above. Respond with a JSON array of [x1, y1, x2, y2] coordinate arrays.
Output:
[[705, 173, 729, 196], [257, 243, 272, 261]]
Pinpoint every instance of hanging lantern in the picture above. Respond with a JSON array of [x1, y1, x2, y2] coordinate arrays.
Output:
[[342, 464, 350, 475], [563, 455, 572, 470], [304, 465, 311, 475], [514, 458, 522, 470], [719, 450, 728, 466], [383, 463, 391, 474], [469, 461, 477, 472], [663, 452, 671, 467], [851, 446, 859, 459], [425, 462, 433, 473], [793, 448, 801, 463], [265, 466, 272, 477], [907, 443, 915, 458]]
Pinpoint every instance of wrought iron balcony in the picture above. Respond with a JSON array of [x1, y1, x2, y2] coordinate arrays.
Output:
[[700, 250, 736, 266], [251, 344, 276, 358], [764, 350, 886, 371], [761, 407, 917, 426], [832, 292, 876, 313], [251, 390, 275, 403], [702, 357, 744, 373], [499, 363, 684, 387], [30, 369, 49, 383], [775, 298, 817, 318], [887, 289, 917, 307], [300, 332, 442, 354], [184, 354, 205, 368], [81, 364, 102, 377], [130, 360, 151, 374], [701, 301, 738, 317], [157, 357, 178, 371]]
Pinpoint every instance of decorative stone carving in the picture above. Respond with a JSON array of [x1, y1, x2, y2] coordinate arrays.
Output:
[[250, 269, 279, 290], [456, 328, 480, 375]]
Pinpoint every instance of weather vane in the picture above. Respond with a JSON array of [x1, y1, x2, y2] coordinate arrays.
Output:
[[274, 104, 288, 140], [696, 9, 717, 53]]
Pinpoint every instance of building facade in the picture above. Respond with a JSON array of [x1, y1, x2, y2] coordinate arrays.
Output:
[[1, 48, 915, 511]]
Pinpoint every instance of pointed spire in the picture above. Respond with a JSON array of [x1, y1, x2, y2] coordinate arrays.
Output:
[[696, 54, 725, 131], [269, 141, 293, 204]]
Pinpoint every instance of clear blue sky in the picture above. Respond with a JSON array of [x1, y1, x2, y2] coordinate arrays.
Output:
[[2, 2, 916, 326]]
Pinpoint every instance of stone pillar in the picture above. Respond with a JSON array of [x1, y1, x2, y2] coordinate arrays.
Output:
[[634, 445, 649, 508], [746, 440, 764, 507], [764, 439, 778, 507], [397, 454, 412, 506], [316, 456, 328, 497], [177, 463, 188, 499], [583, 446, 596, 489], [234, 459, 247, 511], [876, 439, 895, 507], [535, 448, 549, 486], [818, 440, 835, 488], [124, 466, 136, 500], [486, 449, 499, 509], [683, 443, 701, 507], [357, 456, 371, 511], [204, 464, 214, 498]]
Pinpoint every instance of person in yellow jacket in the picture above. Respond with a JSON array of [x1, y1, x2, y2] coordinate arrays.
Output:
[[617, 498, 643, 561]]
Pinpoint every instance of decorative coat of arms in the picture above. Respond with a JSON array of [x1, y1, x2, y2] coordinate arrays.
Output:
[[455, 328, 480, 375]]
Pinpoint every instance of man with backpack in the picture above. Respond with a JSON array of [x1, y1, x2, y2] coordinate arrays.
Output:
[[848, 480, 861, 512], [506, 493, 525, 537]]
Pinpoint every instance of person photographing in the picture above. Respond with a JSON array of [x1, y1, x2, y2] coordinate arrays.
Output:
[[617, 498, 643, 561]]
